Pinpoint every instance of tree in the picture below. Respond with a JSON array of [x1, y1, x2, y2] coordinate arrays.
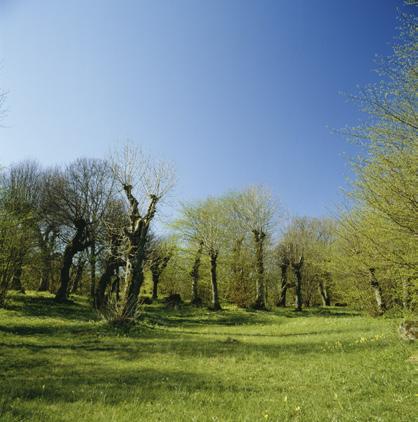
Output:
[[44, 159, 116, 302], [147, 235, 173, 301], [111, 144, 174, 318], [339, 9, 418, 313], [175, 198, 226, 310], [280, 217, 337, 310], [0, 161, 44, 293], [231, 186, 276, 310]]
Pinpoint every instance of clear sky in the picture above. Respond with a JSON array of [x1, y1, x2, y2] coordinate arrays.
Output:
[[0, 0, 407, 219]]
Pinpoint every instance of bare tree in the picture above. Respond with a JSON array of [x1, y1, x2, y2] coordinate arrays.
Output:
[[111, 144, 175, 318]]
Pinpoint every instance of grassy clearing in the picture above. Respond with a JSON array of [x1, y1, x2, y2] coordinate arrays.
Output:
[[0, 292, 416, 421]]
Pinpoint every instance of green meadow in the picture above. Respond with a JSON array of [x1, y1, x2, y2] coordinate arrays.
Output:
[[0, 292, 416, 422]]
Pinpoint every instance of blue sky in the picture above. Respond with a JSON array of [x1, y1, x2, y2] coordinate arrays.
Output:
[[0, 0, 406, 219]]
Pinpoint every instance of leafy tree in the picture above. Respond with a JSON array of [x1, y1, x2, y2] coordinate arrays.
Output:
[[175, 198, 226, 310], [339, 9, 418, 314], [230, 186, 276, 310]]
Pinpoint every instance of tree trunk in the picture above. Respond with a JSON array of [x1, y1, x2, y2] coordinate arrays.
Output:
[[277, 263, 288, 307], [318, 278, 331, 306], [111, 268, 120, 302], [95, 261, 117, 309], [37, 228, 57, 292], [11, 266, 25, 293], [151, 270, 159, 300], [294, 269, 303, 311], [71, 257, 85, 294], [190, 243, 203, 305], [402, 278, 412, 310], [369, 268, 386, 315], [55, 219, 89, 302], [253, 230, 266, 310], [55, 246, 75, 302], [89, 241, 96, 300], [210, 252, 221, 310], [121, 187, 158, 319], [292, 256, 304, 312], [38, 254, 51, 292], [122, 247, 146, 318]]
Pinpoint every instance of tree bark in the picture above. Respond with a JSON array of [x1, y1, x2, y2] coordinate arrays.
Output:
[[253, 230, 266, 309], [369, 268, 386, 315], [210, 252, 221, 310]]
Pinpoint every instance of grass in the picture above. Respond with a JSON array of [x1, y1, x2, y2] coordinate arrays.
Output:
[[0, 292, 416, 421]]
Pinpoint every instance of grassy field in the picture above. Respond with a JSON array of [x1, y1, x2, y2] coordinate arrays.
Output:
[[0, 292, 416, 422]]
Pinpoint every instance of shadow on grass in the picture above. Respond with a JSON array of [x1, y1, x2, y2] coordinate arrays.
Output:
[[0, 365, 253, 421], [0, 327, 390, 362], [141, 305, 272, 328], [4, 293, 97, 322], [273, 307, 361, 319]]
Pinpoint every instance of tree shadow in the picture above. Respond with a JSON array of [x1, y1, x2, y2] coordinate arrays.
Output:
[[272, 307, 361, 318], [141, 305, 271, 328], [4, 294, 96, 322]]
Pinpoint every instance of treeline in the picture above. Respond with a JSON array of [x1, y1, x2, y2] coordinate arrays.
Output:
[[0, 11, 416, 317]]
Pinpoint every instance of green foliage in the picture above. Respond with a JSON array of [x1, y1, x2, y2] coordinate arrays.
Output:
[[337, 11, 418, 314]]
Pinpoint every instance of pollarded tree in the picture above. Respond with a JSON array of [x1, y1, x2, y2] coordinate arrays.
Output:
[[280, 217, 337, 310], [280, 218, 308, 311], [44, 158, 116, 302], [175, 198, 227, 310], [230, 186, 277, 310], [111, 144, 175, 318]]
